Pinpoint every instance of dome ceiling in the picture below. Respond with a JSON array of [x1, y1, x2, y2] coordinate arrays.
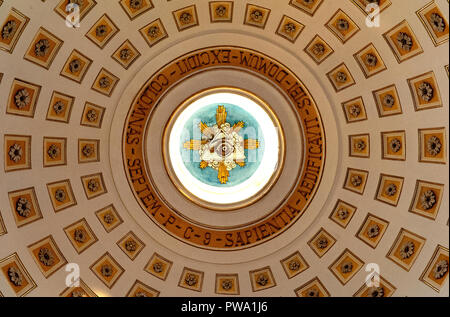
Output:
[[0, 0, 448, 297]]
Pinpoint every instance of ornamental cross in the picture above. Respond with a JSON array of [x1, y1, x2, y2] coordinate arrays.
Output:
[[183, 105, 260, 184]]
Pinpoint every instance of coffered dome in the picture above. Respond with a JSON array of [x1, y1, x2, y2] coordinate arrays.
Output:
[[0, 0, 448, 297]]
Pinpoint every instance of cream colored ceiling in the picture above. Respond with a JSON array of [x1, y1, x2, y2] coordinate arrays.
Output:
[[0, 0, 448, 297]]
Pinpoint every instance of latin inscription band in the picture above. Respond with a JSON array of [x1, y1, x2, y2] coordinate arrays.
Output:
[[123, 47, 325, 250]]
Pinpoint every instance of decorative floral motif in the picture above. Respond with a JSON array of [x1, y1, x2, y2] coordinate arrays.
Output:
[[384, 183, 397, 196], [103, 213, 115, 224], [34, 39, 50, 57], [336, 19, 349, 31], [335, 71, 347, 83], [348, 104, 361, 117], [351, 175, 363, 187], [119, 48, 132, 61], [316, 237, 328, 249], [82, 144, 94, 158], [74, 228, 87, 243], [288, 260, 300, 271], [87, 179, 100, 192], [101, 264, 113, 277], [430, 13, 446, 33], [179, 12, 192, 25], [98, 76, 111, 89], [305, 287, 319, 297], [95, 25, 108, 37], [53, 101, 65, 114], [367, 224, 380, 238], [125, 240, 137, 252], [389, 138, 402, 153], [2, 20, 17, 40], [311, 43, 325, 56], [47, 144, 60, 159], [284, 22, 296, 34], [221, 279, 233, 290], [69, 59, 81, 73], [8, 144, 23, 163], [129, 0, 143, 10], [354, 139, 366, 152], [69, 0, 84, 6], [250, 10, 263, 22], [396, 32, 413, 51], [367, 286, 384, 297], [8, 266, 23, 286], [420, 190, 436, 210], [135, 291, 147, 297], [14, 89, 31, 109], [83, 110, 97, 123], [382, 94, 395, 108], [54, 188, 66, 202], [38, 247, 55, 266], [426, 136, 442, 156], [399, 241, 415, 259], [337, 208, 349, 220], [16, 197, 32, 217], [147, 26, 160, 38], [418, 82, 434, 102], [433, 260, 448, 279], [184, 273, 198, 286], [365, 54, 378, 67], [256, 274, 268, 286], [153, 262, 163, 273], [215, 5, 227, 17], [71, 290, 86, 297], [340, 261, 353, 273]]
